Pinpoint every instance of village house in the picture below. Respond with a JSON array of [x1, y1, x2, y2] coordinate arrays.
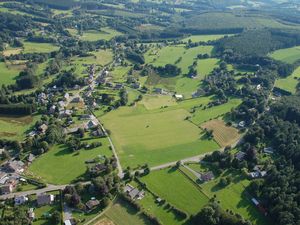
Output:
[[114, 83, 124, 90], [58, 101, 66, 109], [37, 193, 55, 206], [4, 160, 25, 173], [85, 120, 98, 129], [85, 199, 100, 211], [0, 184, 14, 194], [91, 128, 105, 137], [174, 94, 183, 101], [27, 153, 35, 163], [71, 97, 81, 103], [131, 82, 141, 89], [263, 147, 274, 154], [0, 172, 7, 185], [154, 88, 167, 95], [59, 109, 73, 118], [64, 93, 70, 100], [124, 184, 145, 200], [28, 208, 35, 221], [38, 124, 48, 134], [15, 195, 28, 205], [49, 105, 56, 114], [235, 151, 246, 161], [37, 93, 48, 104], [201, 171, 215, 182], [89, 163, 107, 174], [238, 121, 246, 128]]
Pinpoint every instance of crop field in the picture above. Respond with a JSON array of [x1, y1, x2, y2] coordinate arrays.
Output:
[[140, 168, 209, 215], [77, 27, 122, 41], [0, 61, 25, 85], [104, 199, 150, 225], [22, 41, 59, 54], [201, 119, 240, 147], [200, 171, 270, 225], [2, 48, 22, 56], [181, 34, 232, 43], [269, 46, 300, 64], [100, 105, 219, 168], [190, 98, 242, 125], [0, 115, 39, 141], [28, 138, 112, 184], [141, 95, 177, 110], [275, 66, 300, 93]]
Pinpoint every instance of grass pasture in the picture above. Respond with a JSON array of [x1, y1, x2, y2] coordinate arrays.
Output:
[[140, 168, 209, 215], [100, 105, 219, 168], [77, 27, 122, 41], [0, 61, 26, 85], [196, 58, 219, 78], [104, 199, 150, 225], [190, 98, 242, 125], [0, 114, 39, 141], [181, 34, 232, 43], [2, 48, 22, 56], [22, 41, 59, 54], [269, 45, 300, 64], [28, 138, 112, 184], [201, 119, 240, 147], [275, 66, 300, 93], [141, 95, 177, 110]]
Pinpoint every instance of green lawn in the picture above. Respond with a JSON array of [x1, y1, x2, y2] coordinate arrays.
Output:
[[0, 114, 40, 141], [181, 34, 232, 43], [196, 58, 219, 78], [0, 61, 23, 85], [269, 46, 300, 64], [200, 171, 270, 225], [28, 138, 113, 184], [78, 27, 122, 41], [100, 105, 219, 168], [175, 76, 201, 98], [104, 199, 151, 225], [275, 66, 300, 93], [22, 41, 59, 54], [190, 98, 242, 125], [141, 95, 177, 110], [140, 169, 209, 215]]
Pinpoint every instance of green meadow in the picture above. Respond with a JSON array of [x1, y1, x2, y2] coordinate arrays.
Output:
[[196, 58, 219, 78], [28, 138, 112, 184], [0, 61, 24, 85], [275, 66, 300, 93], [140, 168, 209, 215], [0, 114, 39, 141], [76, 27, 122, 41], [269, 46, 300, 64], [100, 96, 219, 168], [22, 41, 59, 54], [190, 98, 242, 125], [181, 34, 232, 43]]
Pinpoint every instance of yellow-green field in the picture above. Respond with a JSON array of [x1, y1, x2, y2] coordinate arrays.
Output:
[[100, 99, 219, 168], [275, 66, 300, 93], [181, 34, 233, 43], [70, 27, 122, 41], [269, 46, 300, 64]]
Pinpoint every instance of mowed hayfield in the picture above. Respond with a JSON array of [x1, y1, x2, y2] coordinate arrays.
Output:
[[100, 98, 219, 168], [28, 138, 112, 184], [0, 114, 39, 141], [199, 170, 271, 225], [275, 66, 300, 93], [269, 46, 300, 64], [103, 199, 151, 225], [140, 168, 209, 215], [22, 41, 59, 54], [0, 61, 26, 85], [75, 27, 122, 41], [181, 34, 232, 43], [190, 98, 242, 125], [145, 45, 214, 74], [201, 119, 240, 147], [141, 95, 177, 110]]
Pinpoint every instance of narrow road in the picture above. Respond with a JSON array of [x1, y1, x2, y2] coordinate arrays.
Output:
[[0, 184, 67, 200]]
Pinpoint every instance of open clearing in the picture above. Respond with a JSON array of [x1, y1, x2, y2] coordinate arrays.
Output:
[[0, 61, 26, 85], [275, 66, 300, 93], [100, 104, 219, 168], [140, 168, 209, 215], [181, 34, 232, 43], [104, 199, 150, 225], [0, 115, 39, 141], [2, 48, 22, 56], [269, 46, 300, 64], [196, 58, 219, 78], [190, 98, 242, 125], [28, 138, 112, 184], [201, 119, 240, 147], [141, 95, 177, 110], [22, 41, 59, 54], [75, 27, 122, 41]]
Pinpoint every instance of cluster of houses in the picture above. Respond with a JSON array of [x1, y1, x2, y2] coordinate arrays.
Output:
[[27, 123, 48, 138], [13, 193, 55, 221], [0, 159, 25, 195], [124, 184, 145, 200]]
